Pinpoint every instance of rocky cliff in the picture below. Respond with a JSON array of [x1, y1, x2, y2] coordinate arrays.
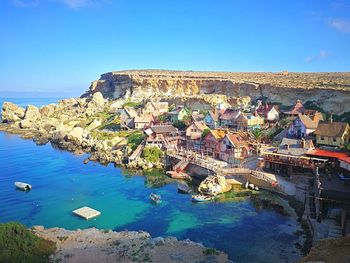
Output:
[[81, 70, 350, 114]]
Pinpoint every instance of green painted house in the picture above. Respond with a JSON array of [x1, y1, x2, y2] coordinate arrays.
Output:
[[168, 106, 191, 122]]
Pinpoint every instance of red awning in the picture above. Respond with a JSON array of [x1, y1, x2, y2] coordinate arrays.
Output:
[[307, 149, 349, 160]]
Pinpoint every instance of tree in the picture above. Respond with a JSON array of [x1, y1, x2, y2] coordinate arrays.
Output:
[[251, 128, 263, 143], [157, 114, 169, 123], [142, 146, 163, 163], [202, 128, 210, 139], [342, 142, 350, 154]]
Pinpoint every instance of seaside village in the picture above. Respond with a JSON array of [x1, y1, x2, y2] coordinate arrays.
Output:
[[2, 93, 350, 243], [111, 97, 350, 240]]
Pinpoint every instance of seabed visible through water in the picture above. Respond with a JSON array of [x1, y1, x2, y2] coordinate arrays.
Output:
[[0, 98, 308, 263]]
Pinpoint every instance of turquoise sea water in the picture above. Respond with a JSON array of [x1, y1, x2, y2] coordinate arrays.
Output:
[[0, 98, 304, 262]]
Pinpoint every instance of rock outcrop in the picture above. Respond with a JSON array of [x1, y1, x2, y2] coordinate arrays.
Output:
[[0, 92, 127, 165], [1, 102, 25, 122], [81, 70, 350, 114], [32, 226, 231, 263]]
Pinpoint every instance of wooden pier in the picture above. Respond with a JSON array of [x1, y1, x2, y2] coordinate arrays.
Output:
[[166, 149, 296, 196]]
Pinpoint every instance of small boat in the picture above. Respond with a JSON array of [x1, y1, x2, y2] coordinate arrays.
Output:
[[245, 181, 249, 189], [149, 193, 161, 204], [191, 195, 212, 202], [177, 183, 191, 194], [15, 182, 32, 191], [254, 186, 259, 191]]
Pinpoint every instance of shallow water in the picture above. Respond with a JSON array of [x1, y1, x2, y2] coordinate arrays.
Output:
[[0, 98, 304, 262]]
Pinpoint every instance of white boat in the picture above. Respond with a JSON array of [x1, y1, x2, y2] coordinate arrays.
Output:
[[15, 182, 32, 191], [245, 181, 249, 189], [149, 193, 161, 204], [191, 195, 212, 202]]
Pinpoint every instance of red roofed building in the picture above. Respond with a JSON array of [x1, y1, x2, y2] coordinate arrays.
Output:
[[256, 103, 279, 122], [219, 133, 250, 163], [284, 100, 317, 119]]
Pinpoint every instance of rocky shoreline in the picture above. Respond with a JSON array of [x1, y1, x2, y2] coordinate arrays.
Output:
[[32, 226, 230, 263], [0, 92, 160, 170]]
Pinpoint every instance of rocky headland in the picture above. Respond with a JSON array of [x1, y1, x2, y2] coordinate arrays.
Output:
[[82, 70, 350, 114], [0, 92, 160, 168], [31, 226, 230, 263]]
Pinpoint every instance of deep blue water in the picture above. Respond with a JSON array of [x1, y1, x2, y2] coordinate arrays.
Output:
[[0, 98, 304, 262]]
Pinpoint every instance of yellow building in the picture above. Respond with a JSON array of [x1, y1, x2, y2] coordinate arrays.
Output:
[[314, 122, 350, 147]]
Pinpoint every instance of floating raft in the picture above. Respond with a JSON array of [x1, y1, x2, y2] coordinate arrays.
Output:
[[72, 206, 101, 220]]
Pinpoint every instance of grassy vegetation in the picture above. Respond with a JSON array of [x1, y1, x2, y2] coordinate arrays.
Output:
[[142, 146, 163, 163], [0, 222, 56, 263], [122, 101, 142, 108], [91, 130, 117, 140]]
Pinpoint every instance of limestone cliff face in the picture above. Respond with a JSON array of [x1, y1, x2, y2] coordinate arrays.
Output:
[[81, 70, 350, 114]]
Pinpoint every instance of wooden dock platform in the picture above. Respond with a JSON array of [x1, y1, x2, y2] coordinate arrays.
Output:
[[72, 206, 101, 220]]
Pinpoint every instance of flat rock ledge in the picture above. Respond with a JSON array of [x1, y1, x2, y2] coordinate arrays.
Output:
[[32, 226, 231, 263]]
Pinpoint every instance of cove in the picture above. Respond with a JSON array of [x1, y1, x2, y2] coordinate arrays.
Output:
[[0, 98, 305, 262]]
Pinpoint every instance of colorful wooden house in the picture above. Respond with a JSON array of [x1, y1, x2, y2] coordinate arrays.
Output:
[[204, 110, 220, 129], [134, 113, 154, 130], [120, 107, 138, 129], [256, 103, 279, 122], [219, 109, 241, 128], [236, 113, 264, 131], [286, 112, 323, 139], [144, 125, 179, 149], [168, 106, 191, 123], [314, 122, 350, 147], [219, 133, 249, 163], [203, 129, 227, 158], [283, 99, 317, 119], [185, 121, 209, 150], [144, 102, 169, 116]]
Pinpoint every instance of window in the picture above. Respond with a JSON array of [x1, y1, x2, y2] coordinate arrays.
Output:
[[333, 137, 337, 142], [320, 136, 324, 140]]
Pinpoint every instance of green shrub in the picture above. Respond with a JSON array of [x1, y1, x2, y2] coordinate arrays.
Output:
[[142, 146, 163, 163], [202, 247, 219, 255], [0, 222, 56, 263], [127, 131, 145, 151]]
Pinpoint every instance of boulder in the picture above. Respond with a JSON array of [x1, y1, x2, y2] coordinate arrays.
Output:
[[91, 92, 105, 106], [66, 127, 84, 143], [40, 104, 56, 117], [86, 119, 102, 131], [19, 118, 37, 129], [24, 105, 41, 121], [57, 98, 78, 109], [1, 102, 25, 122]]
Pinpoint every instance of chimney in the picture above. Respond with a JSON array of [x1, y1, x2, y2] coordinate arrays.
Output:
[[301, 138, 306, 148], [330, 112, 333, 123]]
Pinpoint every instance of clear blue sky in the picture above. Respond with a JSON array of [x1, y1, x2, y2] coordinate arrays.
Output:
[[1, 0, 350, 96]]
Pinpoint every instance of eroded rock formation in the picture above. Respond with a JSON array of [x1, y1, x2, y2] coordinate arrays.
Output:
[[82, 70, 350, 114]]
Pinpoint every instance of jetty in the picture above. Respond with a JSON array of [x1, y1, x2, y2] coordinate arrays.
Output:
[[166, 149, 296, 196], [72, 206, 101, 220]]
